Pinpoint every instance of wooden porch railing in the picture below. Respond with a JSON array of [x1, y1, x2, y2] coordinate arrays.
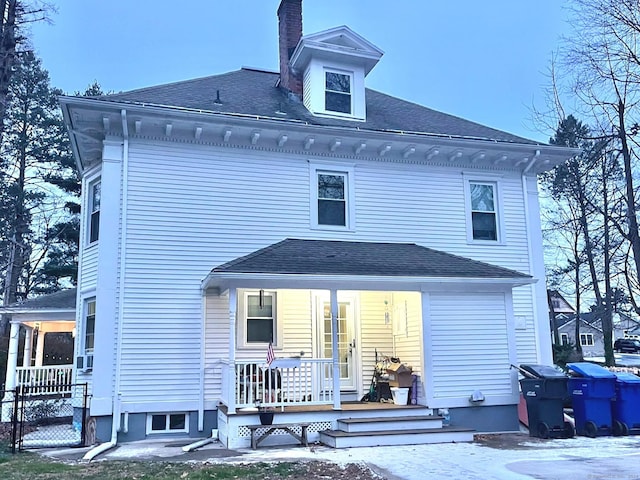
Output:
[[229, 358, 334, 410], [16, 365, 74, 396]]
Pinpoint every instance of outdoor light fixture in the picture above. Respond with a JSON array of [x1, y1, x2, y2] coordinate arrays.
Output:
[[469, 390, 485, 403]]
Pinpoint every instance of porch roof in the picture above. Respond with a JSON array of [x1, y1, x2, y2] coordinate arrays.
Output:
[[203, 239, 533, 291], [0, 288, 77, 321]]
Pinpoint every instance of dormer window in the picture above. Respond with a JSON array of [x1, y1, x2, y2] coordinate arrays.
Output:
[[325, 71, 351, 114], [289, 26, 383, 122]]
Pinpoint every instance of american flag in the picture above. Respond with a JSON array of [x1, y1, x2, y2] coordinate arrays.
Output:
[[266, 342, 275, 366]]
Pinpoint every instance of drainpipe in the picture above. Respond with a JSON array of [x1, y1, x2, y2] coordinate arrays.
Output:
[[521, 149, 545, 362], [83, 109, 130, 461]]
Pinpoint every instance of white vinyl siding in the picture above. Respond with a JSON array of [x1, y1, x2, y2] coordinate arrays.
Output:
[[429, 293, 512, 401], [358, 291, 395, 394], [115, 139, 539, 410]]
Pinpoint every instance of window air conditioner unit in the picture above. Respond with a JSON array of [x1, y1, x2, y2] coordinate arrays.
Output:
[[76, 354, 94, 372]]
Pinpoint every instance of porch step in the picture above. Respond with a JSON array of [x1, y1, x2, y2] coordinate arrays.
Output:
[[337, 415, 443, 433], [319, 426, 475, 448]]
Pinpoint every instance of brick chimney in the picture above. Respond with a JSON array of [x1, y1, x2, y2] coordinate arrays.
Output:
[[278, 0, 303, 96]]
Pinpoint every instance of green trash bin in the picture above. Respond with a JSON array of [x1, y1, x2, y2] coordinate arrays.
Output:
[[520, 364, 574, 439]]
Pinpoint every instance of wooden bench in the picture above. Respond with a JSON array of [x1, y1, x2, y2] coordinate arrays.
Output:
[[247, 422, 310, 449]]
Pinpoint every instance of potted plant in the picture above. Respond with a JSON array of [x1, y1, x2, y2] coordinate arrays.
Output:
[[255, 400, 274, 425]]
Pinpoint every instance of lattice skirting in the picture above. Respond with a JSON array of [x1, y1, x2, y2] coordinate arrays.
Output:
[[238, 421, 331, 438]]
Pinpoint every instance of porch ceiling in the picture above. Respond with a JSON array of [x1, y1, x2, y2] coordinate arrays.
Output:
[[202, 238, 534, 292]]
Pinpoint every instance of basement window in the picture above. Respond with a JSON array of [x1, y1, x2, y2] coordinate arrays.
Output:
[[147, 413, 189, 434]]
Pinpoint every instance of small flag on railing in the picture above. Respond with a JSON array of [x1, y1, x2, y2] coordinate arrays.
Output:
[[266, 342, 275, 366]]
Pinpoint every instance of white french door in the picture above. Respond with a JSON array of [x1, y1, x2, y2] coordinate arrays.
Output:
[[315, 293, 359, 392]]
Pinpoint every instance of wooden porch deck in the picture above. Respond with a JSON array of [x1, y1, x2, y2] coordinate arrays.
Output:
[[220, 400, 426, 415]]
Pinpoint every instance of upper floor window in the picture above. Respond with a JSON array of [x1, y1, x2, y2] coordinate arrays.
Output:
[[560, 333, 570, 345], [464, 177, 503, 243], [309, 163, 355, 230], [325, 71, 351, 114], [470, 182, 497, 241], [88, 179, 101, 244], [318, 173, 347, 226]]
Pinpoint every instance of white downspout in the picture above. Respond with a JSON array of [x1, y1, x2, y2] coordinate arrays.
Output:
[[84, 109, 130, 461], [521, 150, 545, 362], [198, 294, 206, 432], [227, 288, 237, 415]]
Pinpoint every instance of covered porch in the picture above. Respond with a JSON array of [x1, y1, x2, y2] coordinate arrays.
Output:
[[1, 289, 76, 421], [202, 239, 533, 440]]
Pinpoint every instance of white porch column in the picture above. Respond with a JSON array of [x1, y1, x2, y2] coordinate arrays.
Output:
[[4, 322, 20, 391], [227, 288, 237, 414], [330, 289, 341, 410], [22, 326, 33, 367], [1, 322, 20, 421], [34, 326, 45, 366]]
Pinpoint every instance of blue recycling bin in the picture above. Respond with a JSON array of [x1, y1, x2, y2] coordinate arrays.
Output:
[[612, 372, 640, 436], [567, 362, 616, 437]]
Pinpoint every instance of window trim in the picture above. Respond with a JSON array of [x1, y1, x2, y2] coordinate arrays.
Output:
[[560, 333, 570, 345], [83, 297, 96, 355], [237, 290, 282, 349], [146, 413, 189, 434], [87, 177, 101, 245], [324, 69, 353, 116], [580, 333, 594, 347], [309, 162, 356, 231], [463, 175, 505, 244]]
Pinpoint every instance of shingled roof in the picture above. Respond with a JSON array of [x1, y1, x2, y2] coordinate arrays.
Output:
[[0, 288, 77, 311], [97, 68, 538, 145], [211, 238, 530, 279]]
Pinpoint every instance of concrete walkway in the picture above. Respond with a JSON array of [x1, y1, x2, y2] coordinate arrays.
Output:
[[41, 433, 640, 480]]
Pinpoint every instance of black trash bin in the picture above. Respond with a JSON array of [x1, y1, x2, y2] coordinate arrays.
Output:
[[519, 364, 574, 439]]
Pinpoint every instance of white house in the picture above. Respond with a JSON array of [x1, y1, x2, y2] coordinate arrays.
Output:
[[55, 0, 575, 449]]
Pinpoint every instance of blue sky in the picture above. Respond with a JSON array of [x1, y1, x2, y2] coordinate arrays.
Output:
[[30, 0, 570, 142]]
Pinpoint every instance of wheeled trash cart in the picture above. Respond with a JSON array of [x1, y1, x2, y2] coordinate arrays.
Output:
[[567, 362, 616, 437], [612, 372, 640, 436], [519, 364, 574, 439]]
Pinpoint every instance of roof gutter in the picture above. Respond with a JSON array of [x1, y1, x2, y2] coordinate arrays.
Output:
[[201, 271, 536, 292]]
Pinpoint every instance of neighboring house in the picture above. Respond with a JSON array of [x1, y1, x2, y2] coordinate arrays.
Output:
[[557, 311, 640, 357], [55, 0, 575, 448], [548, 290, 576, 316], [1, 289, 76, 420]]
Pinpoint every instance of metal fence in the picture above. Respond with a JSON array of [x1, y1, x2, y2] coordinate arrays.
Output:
[[0, 383, 89, 452], [0, 388, 19, 453]]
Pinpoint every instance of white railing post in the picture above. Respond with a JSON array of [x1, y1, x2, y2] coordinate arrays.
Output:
[[330, 289, 341, 410]]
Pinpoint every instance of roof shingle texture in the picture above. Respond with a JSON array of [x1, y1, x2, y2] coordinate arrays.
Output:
[[213, 239, 530, 279], [98, 69, 537, 145], [5, 288, 77, 309]]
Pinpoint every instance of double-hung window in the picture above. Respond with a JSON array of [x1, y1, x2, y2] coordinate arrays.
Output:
[[88, 179, 101, 244], [310, 163, 355, 230], [245, 291, 276, 344], [325, 71, 352, 115], [465, 177, 502, 243], [84, 298, 96, 354]]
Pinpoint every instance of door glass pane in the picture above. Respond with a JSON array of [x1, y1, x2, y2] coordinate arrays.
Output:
[[323, 302, 350, 380]]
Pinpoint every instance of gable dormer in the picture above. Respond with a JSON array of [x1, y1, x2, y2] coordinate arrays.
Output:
[[290, 26, 383, 121]]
